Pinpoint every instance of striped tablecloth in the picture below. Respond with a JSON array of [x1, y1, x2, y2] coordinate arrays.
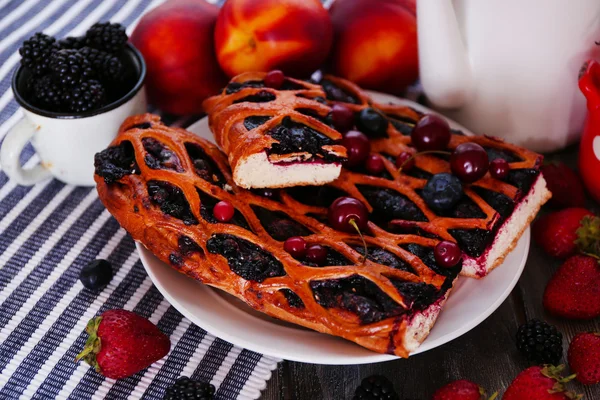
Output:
[[0, 0, 280, 399]]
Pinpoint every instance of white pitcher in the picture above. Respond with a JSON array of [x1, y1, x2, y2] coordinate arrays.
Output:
[[418, 0, 600, 152]]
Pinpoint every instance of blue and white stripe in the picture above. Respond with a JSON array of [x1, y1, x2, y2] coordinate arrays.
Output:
[[0, 1, 279, 399]]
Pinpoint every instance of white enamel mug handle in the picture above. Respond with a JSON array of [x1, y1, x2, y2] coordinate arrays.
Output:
[[0, 118, 51, 185]]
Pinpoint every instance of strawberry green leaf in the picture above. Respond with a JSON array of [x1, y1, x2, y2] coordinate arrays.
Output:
[[575, 215, 600, 258], [75, 316, 103, 373]]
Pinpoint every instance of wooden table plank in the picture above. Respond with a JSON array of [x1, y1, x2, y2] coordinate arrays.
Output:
[[262, 144, 600, 399]]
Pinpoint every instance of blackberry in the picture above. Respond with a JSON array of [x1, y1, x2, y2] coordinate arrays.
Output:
[[58, 36, 87, 50], [163, 376, 215, 400], [516, 319, 563, 365], [49, 49, 94, 86], [62, 79, 106, 113], [19, 33, 59, 76], [30, 75, 63, 111], [86, 22, 128, 53], [79, 46, 123, 81], [353, 375, 399, 400]]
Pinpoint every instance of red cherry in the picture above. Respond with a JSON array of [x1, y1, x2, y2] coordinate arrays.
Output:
[[411, 114, 451, 152], [213, 200, 235, 222], [341, 130, 371, 167], [264, 70, 285, 89], [331, 104, 355, 132], [395, 151, 415, 171], [490, 158, 510, 180], [328, 197, 369, 233], [284, 236, 307, 259], [434, 241, 462, 268], [365, 154, 385, 175], [450, 142, 489, 183], [305, 244, 328, 265]]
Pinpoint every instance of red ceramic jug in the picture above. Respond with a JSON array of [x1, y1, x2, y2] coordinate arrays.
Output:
[[579, 60, 600, 203]]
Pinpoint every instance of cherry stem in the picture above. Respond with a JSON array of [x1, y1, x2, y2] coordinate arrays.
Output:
[[398, 150, 452, 173], [349, 218, 368, 264]]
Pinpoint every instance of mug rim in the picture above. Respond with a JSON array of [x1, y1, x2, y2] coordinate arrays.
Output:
[[12, 42, 146, 120]]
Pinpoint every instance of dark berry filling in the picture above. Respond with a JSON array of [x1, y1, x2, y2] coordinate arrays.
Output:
[[472, 186, 515, 221], [198, 189, 250, 230], [233, 90, 276, 104], [388, 118, 414, 136], [142, 137, 183, 172], [280, 289, 304, 308], [147, 181, 198, 225], [320, 79, 360, 104], [391, 281, 439, 311], [310, 275, 405, 324], [243, 116, 272, 131], [225, 80, 264, 94], [507, 168, 539, 196], [353, 246, 414, 273], [386, 222, 440, 239], [206, 234, 285, 282], [448, 228, 493, 258], [357, 186, 428, 226], [404, 167, 433, 180], [94, 140, 139, 184], [418, 191, 486, 219], [266, 117, 344, 163], [485, 147, 522, 163], [285, 185, 348, 208], [401, 243, 461, 282], [169, 253, 183, 266], [251, 205, 312, 241], [304, 247, 350, 267], [127, 122, 152, 130], [184, 143, 226, 187], [451, 128, 465, 136], [178, 235, 203, 256]]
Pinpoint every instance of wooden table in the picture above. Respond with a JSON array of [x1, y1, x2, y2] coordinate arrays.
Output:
[[261, 144, 600, 399]]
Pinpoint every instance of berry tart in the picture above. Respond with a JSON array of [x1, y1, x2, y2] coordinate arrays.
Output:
[[310, 75, 551, 278], [202, 71, 347, 189], [95, 114, 462, 357]]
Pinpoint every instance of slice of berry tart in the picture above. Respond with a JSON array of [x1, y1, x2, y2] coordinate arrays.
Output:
[[95, 114, 462, 357], [202, 71, 347, 189]]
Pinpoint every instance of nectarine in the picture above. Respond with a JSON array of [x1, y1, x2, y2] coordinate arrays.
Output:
[[328, 0, 418, 95], [214, 0, 332, 78], [131, 0, 227, 115]]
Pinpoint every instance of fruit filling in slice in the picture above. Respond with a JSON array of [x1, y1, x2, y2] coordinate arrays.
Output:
[[94, 140, 139, 184], [142, 138, 183, 172], [147, 181, 198, 225]]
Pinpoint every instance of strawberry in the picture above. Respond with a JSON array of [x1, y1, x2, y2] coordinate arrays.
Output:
[[503, 365, 581, 400], [431, 379, 495, 400], [541, 163, 586, 208], [543, 254, 600, 319], [76, 309, 170, 379], [568, 332, 600, 384], [532, 208, 593, 258]]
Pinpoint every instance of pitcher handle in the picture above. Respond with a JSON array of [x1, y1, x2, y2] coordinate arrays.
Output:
[[579, 60, 600, 112]]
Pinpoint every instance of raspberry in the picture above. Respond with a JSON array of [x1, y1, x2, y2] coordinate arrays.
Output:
[[49, 49, 94, 87], [85, 22, 128, 53], [19, 33, 59, 76]]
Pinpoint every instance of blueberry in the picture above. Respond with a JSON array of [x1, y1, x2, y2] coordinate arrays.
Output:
[[356, 107, 389, 138], [421, 173, 463, 213], [79, 259, 113, 290]]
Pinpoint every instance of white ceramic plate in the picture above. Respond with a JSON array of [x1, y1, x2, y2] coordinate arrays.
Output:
[[137, 93, 530, 364]]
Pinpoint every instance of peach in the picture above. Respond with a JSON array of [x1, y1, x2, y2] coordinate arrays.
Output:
[[131, 0, 228, 115], [214, 0, 332, 78], [328, 0, 418, 95]]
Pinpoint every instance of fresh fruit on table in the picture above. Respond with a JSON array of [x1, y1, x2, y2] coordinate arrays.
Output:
[[79, 259, 113, 290], [328, 0, 418, 95], [568, 332, 600, 385], [164, 376, 215, 400], [541, 163, 586, 208], [532, 208, 594, 259], [76, 309, 170, 379], [131, 0, 227, 115], [18, 23, 130, 114], [432, 379, 494, 400], [353, 374, 399, 400], [578, 60, 600, 204], [503, 365, 580, 400], [516, 319, 563, 365], [543, 254, 600, 319], [214, 0, 332, 78]]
